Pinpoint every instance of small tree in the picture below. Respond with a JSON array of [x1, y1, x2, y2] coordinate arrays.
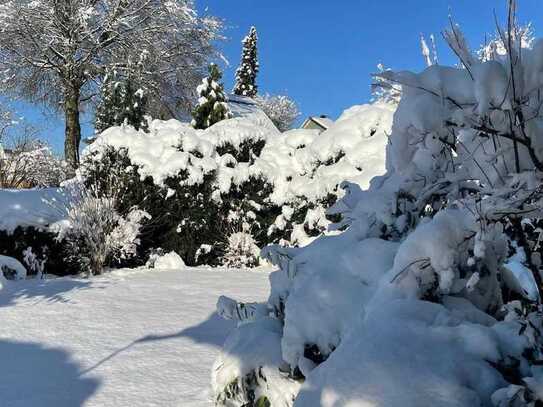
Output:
[[222, 231, 260, 268], [123, 77, 149, 133], [95, 67, 149, 134], [233, 27, 259, 98], [256, 94, 300, 132], [191, 64, 232, 130], [95, 69, 123, 134]]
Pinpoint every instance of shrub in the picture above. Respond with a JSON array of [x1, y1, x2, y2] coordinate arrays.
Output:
[[221, 231, 261, 268], [53, 183, 149, 275], [0, 227, 77, 277]]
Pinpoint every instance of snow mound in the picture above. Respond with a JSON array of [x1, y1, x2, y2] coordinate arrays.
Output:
[[152, 251, 186, 270], [0, 255, 27, 289]]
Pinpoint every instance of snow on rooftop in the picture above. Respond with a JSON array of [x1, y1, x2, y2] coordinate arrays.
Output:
[[226, 94, 277, 131], [302, 116, 334, 131]]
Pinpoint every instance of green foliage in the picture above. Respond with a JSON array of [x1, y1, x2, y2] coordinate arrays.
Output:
[[0, 227, 78, 276], [216, 369, 270, 407], [255, 396, 270, 407], [216, 139, 266, 164], [233, 26, 259, 98], [82, 147, 224, 266], [191, 64, 232, 130], [95, 69, 123, 134], [95, 67, 149, 134]]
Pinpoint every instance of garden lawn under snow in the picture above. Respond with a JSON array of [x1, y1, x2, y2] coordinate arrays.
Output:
[[0, 266, 270, 407]]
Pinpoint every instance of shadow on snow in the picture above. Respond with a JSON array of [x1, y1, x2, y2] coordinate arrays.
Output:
[[82, 312, 233, 375], [0, 277, 103, 307], [0, 339, 100, 407]]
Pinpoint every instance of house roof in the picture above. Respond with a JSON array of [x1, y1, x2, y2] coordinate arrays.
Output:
[[226, 94, 261, 117], [226, 94, 278, 131], [301, 115, 334, 131]]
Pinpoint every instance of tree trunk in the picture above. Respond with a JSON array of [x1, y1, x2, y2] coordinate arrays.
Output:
[[64, 84, 82, 169]]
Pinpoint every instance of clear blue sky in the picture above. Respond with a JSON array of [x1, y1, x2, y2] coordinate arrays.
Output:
[[13, 0, 542, 154]]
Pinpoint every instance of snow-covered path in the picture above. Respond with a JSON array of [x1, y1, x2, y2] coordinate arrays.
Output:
[[0, 267, 271, 407]]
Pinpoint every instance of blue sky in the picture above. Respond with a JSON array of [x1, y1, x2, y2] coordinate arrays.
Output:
[[13, 0, 542, 154]]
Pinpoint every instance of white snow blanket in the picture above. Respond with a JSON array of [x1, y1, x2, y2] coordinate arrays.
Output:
[[0, 266, 270, 406], [86, 101, 393, 206], [0, 188, 65, 232]]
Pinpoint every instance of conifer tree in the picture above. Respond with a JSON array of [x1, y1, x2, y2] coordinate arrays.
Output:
[[191, 64, 232, 130], [95, 69, 123, 134], [122, 73, 149, 133], [95, 66, 149, 134], [233, 27, 259, 98]]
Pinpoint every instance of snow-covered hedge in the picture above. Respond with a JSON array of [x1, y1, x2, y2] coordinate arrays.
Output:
[[212, 14, 543, 407], [81, 102, 393, 266], [0, 188, 79, 277]]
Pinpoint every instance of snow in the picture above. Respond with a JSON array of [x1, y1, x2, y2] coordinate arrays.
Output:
[[152, 251, 186, 269], [295, 298, 507, 407], [85, 100, 394, 240], [0, 188, 65, 232], [0, 255, 27, 289], [211, 16, 543, 407], [0, 266, 271, 406]]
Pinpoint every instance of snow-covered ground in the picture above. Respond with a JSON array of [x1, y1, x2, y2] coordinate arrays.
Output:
[[0, 266, 271, 407]]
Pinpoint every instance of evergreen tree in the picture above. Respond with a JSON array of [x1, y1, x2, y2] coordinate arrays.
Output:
[[233, 26, 259, 98], [122, 73, 149, 133], [95, 65, 149, 134], [191, 64, 232, 130], [95, 69, 123, 134]]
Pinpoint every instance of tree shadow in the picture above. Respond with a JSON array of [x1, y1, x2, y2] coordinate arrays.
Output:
[[0, 277, 103, 307], [0, 339, 100, 407], [140, 312, 235, 347], [82, 312, 234, 375]]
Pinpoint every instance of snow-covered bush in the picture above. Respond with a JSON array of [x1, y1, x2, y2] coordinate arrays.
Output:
[[256, 94, 300, 132], [0, 255, 27, 282], [21, 142, 69, 187], [192, 64, 232, 130], [213, 5, 543, 406], [222, 231, 261, 268], [151, 251, 186, 270], [54, 184, 149, 275], [82, 97, 393, 267], [22, 247, 45, 279], [1, 126, 68, 188]]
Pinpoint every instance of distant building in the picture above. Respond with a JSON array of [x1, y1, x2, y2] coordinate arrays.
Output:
[[301, 115, 334, 133], [226, 94, 278, 131]]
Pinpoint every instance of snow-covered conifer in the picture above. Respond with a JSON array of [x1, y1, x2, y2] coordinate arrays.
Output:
[[221, 231, 260, 268], [95, 64, 149, 134], [191, 64, 232, 130], [233, 27, 259, 98], [95, 69, 123, 134]]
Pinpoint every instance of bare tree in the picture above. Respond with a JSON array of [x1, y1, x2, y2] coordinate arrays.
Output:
[[256, 94, 300, 132], [0, 0, 222, 168]]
